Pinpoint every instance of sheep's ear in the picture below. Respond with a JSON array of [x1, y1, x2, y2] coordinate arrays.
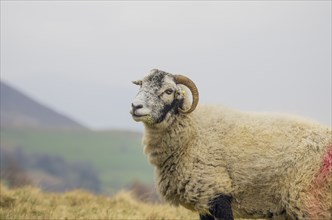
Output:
[[132, 80, 142, 86]]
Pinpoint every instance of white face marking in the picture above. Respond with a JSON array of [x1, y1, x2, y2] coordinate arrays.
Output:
[[131, 90, 152, 116]]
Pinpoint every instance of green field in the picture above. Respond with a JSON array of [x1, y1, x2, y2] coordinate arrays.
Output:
[[0, 128, 154, 193]]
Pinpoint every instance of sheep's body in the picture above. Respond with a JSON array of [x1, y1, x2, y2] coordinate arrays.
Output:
[[131, 69, 332, 220], [143, 105, 332, 219]]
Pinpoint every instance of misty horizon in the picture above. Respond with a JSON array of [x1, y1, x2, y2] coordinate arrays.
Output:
[[1, 1, 331, 130]]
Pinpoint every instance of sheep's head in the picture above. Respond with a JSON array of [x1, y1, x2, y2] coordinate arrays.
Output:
[[130, 69, 199, 127]]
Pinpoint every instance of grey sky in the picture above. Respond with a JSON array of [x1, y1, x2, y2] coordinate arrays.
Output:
[[1, 1, 331, 131]]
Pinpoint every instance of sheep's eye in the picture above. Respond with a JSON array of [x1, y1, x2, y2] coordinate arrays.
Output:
[[165, 89, 174, 95]]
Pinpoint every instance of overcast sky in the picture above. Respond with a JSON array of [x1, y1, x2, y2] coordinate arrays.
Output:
[[1, 1, 331, 131]]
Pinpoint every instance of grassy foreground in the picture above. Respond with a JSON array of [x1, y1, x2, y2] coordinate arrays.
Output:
[[0, 184, 197, 220]]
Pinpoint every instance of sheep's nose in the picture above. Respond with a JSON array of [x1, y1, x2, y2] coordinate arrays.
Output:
[[132, 103, 143, 112]]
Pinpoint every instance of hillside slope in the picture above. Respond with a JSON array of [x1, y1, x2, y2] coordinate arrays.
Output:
[[0, 81, 85, 129]]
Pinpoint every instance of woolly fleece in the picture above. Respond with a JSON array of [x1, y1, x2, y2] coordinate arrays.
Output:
[[143, 105, 332, 219]]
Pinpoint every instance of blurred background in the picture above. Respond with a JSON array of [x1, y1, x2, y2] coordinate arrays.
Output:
[[1, 1, 331, 200]]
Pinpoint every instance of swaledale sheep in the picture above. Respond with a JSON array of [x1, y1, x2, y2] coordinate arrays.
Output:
[[130, 69, 332, 220]]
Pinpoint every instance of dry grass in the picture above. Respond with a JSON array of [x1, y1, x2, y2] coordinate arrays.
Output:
[[0, 184, 197, 220]]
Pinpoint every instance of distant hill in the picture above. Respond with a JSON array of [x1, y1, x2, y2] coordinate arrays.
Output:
[[0, 81, 85, 129]]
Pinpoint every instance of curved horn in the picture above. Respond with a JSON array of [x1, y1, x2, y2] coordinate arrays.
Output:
[[174, 75, 199, 114]]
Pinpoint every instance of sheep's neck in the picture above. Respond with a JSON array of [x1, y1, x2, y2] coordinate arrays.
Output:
[[143, 115, 195, 168]]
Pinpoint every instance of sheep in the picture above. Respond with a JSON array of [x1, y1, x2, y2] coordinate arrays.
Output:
[[130, 69, 332, 220]]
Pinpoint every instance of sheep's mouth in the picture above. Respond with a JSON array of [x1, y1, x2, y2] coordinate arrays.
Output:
[[129, 109, 148, 118], [131, 113, 154, 124], [131, 113, 150, 122], [132, 113, 148, 118]]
